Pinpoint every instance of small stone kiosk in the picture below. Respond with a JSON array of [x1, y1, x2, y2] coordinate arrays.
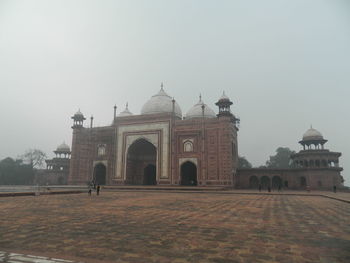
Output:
[[291, 127, 343, 189]]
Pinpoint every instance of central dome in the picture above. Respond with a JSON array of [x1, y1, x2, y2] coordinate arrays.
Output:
[[141, 85, 182, 118], [302, 127, 324, 141]]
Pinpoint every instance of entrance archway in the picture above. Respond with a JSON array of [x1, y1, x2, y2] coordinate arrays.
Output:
[[272, 176, 282, 189], [300, 176, 307, 188], [180, 161, 197, 186], [126, 139, 157, 185], [94, 163, 106, 185], [260, 176, 270, 189], [249, 176, 259, 189]]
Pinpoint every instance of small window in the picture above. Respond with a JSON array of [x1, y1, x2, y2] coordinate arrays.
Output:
[[98, 144, 106, 156], [184, 141, 193, 152]]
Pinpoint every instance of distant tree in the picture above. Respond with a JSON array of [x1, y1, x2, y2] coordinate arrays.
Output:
[[0, 157, 34, 185], [21, 149, 47, 169], [238, 156, 253, 168], [265, 147, 295, 169]]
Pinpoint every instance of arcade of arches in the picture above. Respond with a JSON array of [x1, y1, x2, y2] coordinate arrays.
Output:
[[126, 139, 157, 185], [248, 175, 310, 189]]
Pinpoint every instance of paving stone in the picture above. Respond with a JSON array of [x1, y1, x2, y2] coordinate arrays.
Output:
[[0, 192, 349, 263]]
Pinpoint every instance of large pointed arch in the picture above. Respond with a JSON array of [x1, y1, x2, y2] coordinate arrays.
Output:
[[125, 138, 157, 185]]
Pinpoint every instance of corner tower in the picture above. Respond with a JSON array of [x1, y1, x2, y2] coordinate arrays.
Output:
[[291, 127, 343, 188], [68, 110, 86, 184]]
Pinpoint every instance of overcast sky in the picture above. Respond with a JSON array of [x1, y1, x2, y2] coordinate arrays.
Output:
[[0, 0, 349, 185]]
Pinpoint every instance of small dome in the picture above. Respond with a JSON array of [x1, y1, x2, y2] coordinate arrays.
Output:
[[118, 103, 133, 117], [185, 96, 216, 119], [141, 84, 182, 118], [219, 91, 230, 101], [74, 109, 83, 117], [56, 142, 70, 152], [72, 109, 85, 120], [302, 127, 324, 141]]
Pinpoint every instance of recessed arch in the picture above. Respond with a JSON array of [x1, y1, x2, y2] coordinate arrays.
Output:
[[125, 139, 157, 185], [183, 140, 193, 152], [260, 176, 270, 189], [300, 176, 307, 188], [93, 163, 106, 185], [272, 176, 282, 189], [249, 176, 259, 189], [180, 161, 197, 186]]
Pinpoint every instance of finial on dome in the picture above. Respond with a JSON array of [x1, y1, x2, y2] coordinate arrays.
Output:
[[199, 93, 202, 102], [126, 102, 129, 109], [160, 82, 164, 90]]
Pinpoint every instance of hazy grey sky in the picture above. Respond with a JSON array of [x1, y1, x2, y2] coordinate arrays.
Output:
[[1, 0, 349, 185]]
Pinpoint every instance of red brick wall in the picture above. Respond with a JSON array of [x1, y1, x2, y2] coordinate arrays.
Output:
[[69, 113, 238, 186]]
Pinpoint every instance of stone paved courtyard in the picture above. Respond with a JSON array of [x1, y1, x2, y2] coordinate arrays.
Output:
[[0, 191, 349, 263]]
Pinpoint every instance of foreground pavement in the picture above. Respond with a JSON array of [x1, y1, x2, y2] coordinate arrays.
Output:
[[0, 251, 80, 263], [0, 191, 349, 263]]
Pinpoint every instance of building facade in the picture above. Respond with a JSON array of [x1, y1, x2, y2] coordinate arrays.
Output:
[[68, 86, 239, 186], [67, 85, 343, 190], [236, 127, 343, 190]]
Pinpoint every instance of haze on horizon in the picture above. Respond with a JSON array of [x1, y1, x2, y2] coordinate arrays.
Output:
[[0, 0, 349, 185]]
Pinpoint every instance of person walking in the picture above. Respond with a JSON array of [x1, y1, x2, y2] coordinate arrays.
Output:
[[88, 187, 92, 196], [96, 184, 100, 195], [333, 185, 337, 193]]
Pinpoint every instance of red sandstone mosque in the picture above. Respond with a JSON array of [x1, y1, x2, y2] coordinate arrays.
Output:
[[68, 84, 239, 187], [46, 84, 343, 189]]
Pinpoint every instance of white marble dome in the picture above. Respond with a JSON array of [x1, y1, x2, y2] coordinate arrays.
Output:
[[141, 86, 182, 118], [118, 103, 133, 117], [185, 96, 216, 119], [302, 127, 324, 141], [56, 142, 70, 152]]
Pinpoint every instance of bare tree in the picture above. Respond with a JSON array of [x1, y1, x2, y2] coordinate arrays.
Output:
[[22, 149, 47, 169]]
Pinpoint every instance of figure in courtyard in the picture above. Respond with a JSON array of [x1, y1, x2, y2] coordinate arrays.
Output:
[[88, 187, 92, 196], [333, 185, 337, 193], [96, 184, 100, 195], [268, 186, 271, 192]]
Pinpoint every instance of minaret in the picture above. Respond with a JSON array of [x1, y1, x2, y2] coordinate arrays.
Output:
[[68, 109, 86, 184], [215, 91, 240, 128], [215, 91, 233, 117], [71, 109, 86, 128]]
